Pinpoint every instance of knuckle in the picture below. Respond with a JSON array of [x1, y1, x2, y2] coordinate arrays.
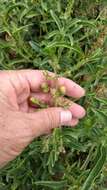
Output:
[[43, 109, 58, 130]]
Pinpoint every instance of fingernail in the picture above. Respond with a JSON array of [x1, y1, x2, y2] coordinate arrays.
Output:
[[60, 110, 72, 125], [81, 88, 86, 97]]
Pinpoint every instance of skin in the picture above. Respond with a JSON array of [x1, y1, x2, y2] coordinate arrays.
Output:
[[0, 70, 86, 167]]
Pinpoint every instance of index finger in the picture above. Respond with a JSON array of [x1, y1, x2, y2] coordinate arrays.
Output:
[[43, 71, 85, 98], [57, 77, 85, 98], [18, 70, 85, 98]]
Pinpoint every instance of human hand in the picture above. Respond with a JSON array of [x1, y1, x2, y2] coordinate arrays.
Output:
[[0, 70, 85, 167]]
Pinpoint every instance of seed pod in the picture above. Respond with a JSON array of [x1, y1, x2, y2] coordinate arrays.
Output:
[[30, 97, 40, 105], [41, 82, 49, 93], [59, 86, 66, 95], [30, 97, 48, 108]]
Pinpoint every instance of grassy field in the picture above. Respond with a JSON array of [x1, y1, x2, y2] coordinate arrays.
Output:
[[0, 0, 107, 189]]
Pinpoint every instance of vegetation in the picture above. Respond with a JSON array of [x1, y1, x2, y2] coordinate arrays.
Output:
[[0, 0, 107, 189]]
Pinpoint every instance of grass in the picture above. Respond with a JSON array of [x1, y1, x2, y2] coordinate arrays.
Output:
[[0, 0, 107, 189]]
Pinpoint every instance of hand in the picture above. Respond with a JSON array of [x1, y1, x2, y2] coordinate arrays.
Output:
[[0, 70, 85, 167]]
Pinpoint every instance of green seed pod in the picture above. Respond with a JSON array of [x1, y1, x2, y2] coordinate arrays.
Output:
[[30, 97, 48, 108], [41, 82, 49, 93], [59, 86, 66, 95], [30, 97, 40, 105]]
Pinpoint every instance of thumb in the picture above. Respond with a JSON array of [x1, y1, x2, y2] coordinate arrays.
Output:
[[27, 107, 72, 138]]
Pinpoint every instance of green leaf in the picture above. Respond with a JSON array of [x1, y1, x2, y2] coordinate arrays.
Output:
[[81, 145, 107, 190], [33, 180, 67, 189], [44, 41, 83, 55], [29, 41, 43, 54], [64, 136, 86, 151], [50, 10, 62, 31]]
